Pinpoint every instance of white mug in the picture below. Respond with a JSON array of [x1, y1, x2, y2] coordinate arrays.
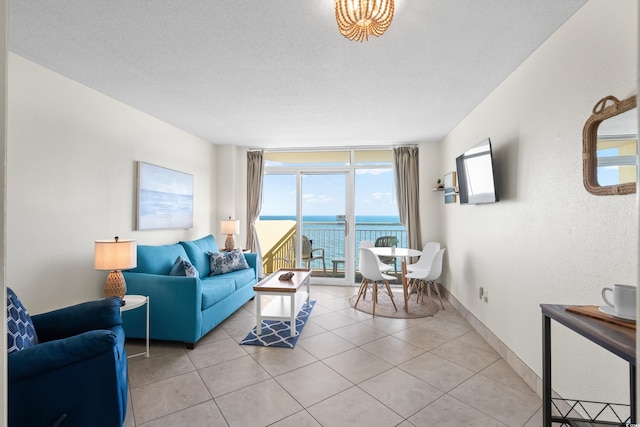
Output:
[[602, 284, 637, 318]]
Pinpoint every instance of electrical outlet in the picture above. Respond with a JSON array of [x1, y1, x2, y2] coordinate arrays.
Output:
[[479, 286, 484, 299], [483, 290, 489, 303]]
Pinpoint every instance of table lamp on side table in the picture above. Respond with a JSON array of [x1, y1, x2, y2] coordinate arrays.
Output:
[[220, 217, 240, 251], [95, 237, 137, 299]]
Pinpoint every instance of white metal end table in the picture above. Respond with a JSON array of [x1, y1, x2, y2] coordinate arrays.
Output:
[[120, 294, 149, 358]]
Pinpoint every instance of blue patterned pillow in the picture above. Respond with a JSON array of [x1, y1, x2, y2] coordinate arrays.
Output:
[[169, 256, 199, 277], [208, 249, 249, 276], [7, 287, 38, 353]]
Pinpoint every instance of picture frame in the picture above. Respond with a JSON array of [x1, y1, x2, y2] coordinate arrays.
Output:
[[136, 161, 193, 230], [444, 171, 457, 204]]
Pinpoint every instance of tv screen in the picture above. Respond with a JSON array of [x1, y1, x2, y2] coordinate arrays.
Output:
[[455, 138, 499, 204]]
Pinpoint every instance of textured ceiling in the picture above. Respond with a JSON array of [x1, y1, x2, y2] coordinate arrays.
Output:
[[8, 0, 588, 148]]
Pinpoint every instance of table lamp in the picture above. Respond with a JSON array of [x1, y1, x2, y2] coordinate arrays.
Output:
[[220, 217, 240, 251], [95, 236, 137, 298]]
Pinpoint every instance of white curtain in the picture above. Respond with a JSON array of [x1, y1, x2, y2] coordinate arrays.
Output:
[[393, 146, 422, 251]]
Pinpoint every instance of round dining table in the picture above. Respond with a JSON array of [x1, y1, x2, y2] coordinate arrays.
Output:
[[368, 247, 422, 312]]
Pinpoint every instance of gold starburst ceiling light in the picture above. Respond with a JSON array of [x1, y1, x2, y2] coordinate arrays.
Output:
[[335, 0, 394, 42]]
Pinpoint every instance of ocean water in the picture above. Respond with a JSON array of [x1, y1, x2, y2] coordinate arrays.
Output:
[[260, 215, 401, 223], [259, 215, 407, 264], [139, 189, 193, 229]]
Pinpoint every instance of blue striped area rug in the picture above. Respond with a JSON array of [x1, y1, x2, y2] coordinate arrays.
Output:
[[241, 300, 315, 349]]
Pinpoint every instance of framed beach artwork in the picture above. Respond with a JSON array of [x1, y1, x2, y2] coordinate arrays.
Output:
[[443, 171, 457, 204], [136, 162, 193, 230]]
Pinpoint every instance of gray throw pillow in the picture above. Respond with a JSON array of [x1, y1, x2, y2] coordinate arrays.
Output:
[[169, 256, 199, 278]]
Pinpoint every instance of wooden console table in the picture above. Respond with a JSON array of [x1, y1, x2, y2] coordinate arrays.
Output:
[[541, 304, 636, 426]]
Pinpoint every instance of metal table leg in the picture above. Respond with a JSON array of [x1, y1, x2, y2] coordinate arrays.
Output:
[[630, 363, 636, 423], [543, 314, 552, 427]]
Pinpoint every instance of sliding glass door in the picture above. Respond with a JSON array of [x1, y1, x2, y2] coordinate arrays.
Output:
[[257, 172, 349, 283], [300, 173, 348, 280], [257, 149, 402, 286]]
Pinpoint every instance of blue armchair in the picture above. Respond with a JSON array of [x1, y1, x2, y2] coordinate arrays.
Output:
[[7, 288, 128, 427]]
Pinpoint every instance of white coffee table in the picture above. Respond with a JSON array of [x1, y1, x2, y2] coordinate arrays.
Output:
[[253, 268, 311, 337]]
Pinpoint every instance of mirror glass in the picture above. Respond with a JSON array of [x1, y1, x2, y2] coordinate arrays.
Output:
[[596, 107, 638, 187], [583, 95, 637, 195]]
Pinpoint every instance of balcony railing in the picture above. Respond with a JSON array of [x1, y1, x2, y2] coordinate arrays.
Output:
[[258, 220, 407, 277], [262, 225, 296, 274]]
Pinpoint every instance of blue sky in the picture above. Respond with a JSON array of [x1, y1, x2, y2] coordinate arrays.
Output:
[[140, 162, 193, 195], [261, 169, 399, 217], [596, 147, 624, 186]]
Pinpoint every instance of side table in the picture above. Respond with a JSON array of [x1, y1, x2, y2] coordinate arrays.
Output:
[[121, 294, 149, 358], [541, 304, 635, 425], [331, 258, 345, 277]]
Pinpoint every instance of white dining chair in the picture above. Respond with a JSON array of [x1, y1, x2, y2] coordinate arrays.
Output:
[[406, 242, 440, 273], [355, 248, 397, 316], [405, 242, 440, 297], [360, 240, 393, 273], [405, 248, 446, 309]]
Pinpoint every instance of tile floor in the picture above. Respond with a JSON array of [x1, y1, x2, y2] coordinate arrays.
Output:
[[123, 285, 543, 427]]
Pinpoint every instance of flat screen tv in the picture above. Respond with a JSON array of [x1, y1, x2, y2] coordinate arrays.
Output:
[[455, 138, 499, 204]]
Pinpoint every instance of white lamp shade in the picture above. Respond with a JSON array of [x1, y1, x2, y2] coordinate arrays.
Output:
[[220, 219, 240, 235], [95, 239, 137, 270]]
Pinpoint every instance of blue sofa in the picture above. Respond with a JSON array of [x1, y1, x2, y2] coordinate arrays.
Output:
[[8, 290, 127, 427], [122, 234, 258, 348]]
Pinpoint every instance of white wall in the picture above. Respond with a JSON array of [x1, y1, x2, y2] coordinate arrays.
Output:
[[7, 53, 217, 314], [419, 141, 443, 245], [215, 145, 249, 249], [0, 2, 7, 425], [431, 0, 637, 403]]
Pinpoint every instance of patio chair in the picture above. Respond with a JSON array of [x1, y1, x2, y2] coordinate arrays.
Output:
[[375, 236, 399, 274], [302, 236, 326, 275]]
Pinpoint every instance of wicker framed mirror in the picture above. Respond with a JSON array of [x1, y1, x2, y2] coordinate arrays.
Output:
[[583, 95, 637, 195]]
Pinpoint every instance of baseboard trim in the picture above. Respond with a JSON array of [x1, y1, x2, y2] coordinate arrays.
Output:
[[439, 284, 543, 398]]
